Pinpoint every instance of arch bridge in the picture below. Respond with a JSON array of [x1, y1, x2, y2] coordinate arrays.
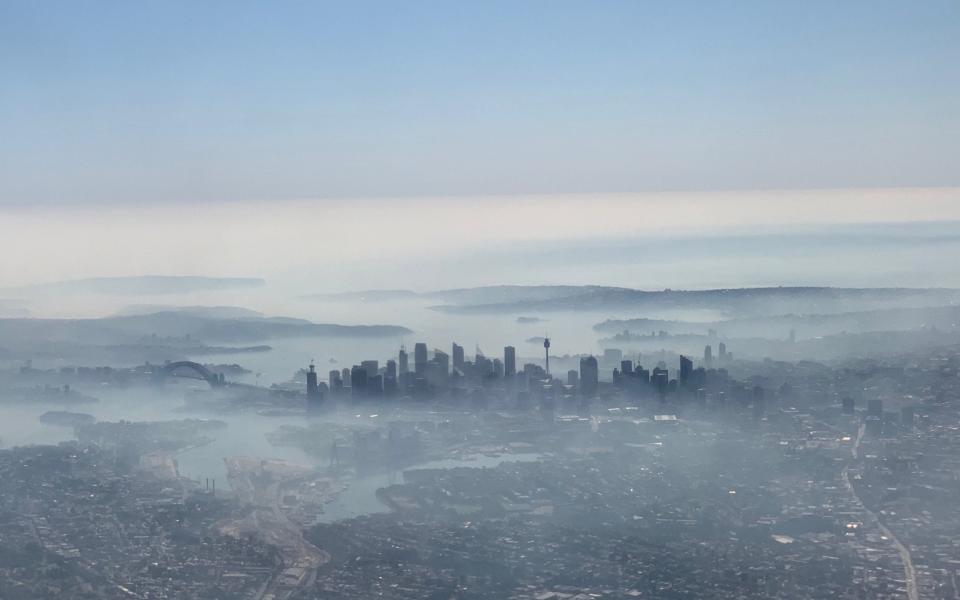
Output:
[[157, 361, 224, 388]]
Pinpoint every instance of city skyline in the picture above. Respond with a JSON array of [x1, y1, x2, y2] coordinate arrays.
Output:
[[2, 3, 960, 598]]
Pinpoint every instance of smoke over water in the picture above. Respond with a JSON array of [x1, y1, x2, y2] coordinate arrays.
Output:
[[2, 188, 959, 305]]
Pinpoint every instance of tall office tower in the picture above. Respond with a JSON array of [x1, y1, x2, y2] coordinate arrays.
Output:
[[704, 345, 713, 367], [620, 360, 633, 376], [329, 370, 342, 391], [718, 342, 727, 362], [414, 343, 428, 376], [652, 368, 669, 398], [384, 360, 398, 394], [679, 355, 693, 386], [425, 360, 448, 387], [350, 365, 368, 396], [341, 368, 351, 385], [452, 343, 465, 372], [398, 346, 409, 374], [493, 358, 504, 378], [306, 363, 319, 398], [567, 369, 579, 387], [368, 374, 384, 395], [543, 337, 551, 375], [635, 366, 650, 384], [361, 360, 379, 378], [579, 355, 599, 397], [504, 346, 516, 377], [476, 354, 493, 377], [434, 350, 450, 375]]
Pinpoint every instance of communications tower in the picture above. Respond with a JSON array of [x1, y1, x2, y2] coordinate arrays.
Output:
[[543, 336, 551, 375]]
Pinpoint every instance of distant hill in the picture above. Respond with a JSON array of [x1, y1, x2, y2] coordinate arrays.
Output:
[[424, 286, 960, 316], [597, 304, 960, 338], [0, 311, 410, 369], [6, 275, 266, 296], [427, 285, 629, 305], [303, 285, 629, 305], [306, 285, 960, 316], [304, 285, 631, 305], [0, 309, 411, 364], [303, 290, 420, 302], [115, 305, 264, 319], [517, 316, 547, 324], [0, 312, 411, 346], [598, 328, 960, 363]]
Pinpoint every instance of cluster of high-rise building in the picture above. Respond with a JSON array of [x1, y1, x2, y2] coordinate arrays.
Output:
[[312, 342, 521, 405], [302, 340, 757, 416]]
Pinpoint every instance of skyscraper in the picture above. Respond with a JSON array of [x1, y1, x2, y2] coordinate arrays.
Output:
[[414, 342, 428, 376], [361, 360, 378, 378], [350, 365, 368, 396], [504, 346, 516, 377], [679, 355, 693, 386], [329, 369, 343, 391], [579, 355, 598, 397], [434, 350, 450, 375], [704, 345, 713, 367], [398, 346, 409, 374], [426, 350, 449, 386], [306, 363, 320, 399], [384, 360, 398, 394], [368, 374, 384, 395], [652, 367, 669, 399], [635, 366, 650, 384], [476, 354, 493, 377], [452, 343, 465, 372]]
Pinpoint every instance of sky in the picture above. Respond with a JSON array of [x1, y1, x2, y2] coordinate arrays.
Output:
[[1, 2, 959, 295], [2, 0, 959, 206]]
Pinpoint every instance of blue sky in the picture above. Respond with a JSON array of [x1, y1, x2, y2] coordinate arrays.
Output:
[[2, 0, 958, 205]]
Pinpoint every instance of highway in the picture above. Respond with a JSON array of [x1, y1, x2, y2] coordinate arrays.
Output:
[[222, 457, 329, 600], [843, 423, 919, 600]]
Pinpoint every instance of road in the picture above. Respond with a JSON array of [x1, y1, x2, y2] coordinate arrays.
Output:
[[842, 423, 919, 600], [221, 457, 329, 600]]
